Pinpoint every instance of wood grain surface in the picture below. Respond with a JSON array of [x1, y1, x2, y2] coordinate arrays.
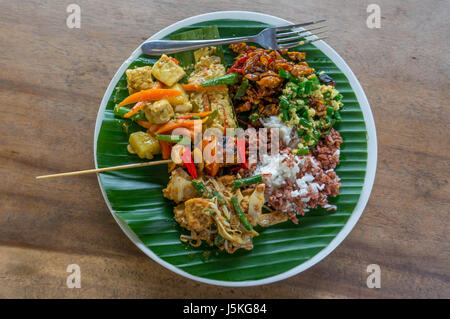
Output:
[[0, 0, 449, 298]]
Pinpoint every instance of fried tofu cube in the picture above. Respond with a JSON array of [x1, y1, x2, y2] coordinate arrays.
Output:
[[151, 54, 186, 86], [127, 131, 161, 160], [125, 66, 154, 94], [167, 83, 192, 113], [144, 99, 174, 124]]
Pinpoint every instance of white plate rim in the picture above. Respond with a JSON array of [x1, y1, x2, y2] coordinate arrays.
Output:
[[94, 11, 377, 287]]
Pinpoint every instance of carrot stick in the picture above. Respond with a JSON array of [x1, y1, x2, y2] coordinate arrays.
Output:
[[159, 141, 172, 159], [148, 123, 163, 135], [182, 83, 228, 92], [155, 119, 195, 134], [124, 101, 145, 118], [136, 120, 152, 128], [118, 89, 182, 107]]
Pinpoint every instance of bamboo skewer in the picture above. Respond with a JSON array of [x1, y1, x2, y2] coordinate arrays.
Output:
[[36, 159, 173, 180]]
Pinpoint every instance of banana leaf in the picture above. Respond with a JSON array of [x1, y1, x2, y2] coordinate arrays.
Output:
[[96, 19, 367, 282]]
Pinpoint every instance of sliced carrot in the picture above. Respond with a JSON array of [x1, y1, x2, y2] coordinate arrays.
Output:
[[155, 119, 195, 134], [159, 141, 172, 159], [124, 101, 145, 118], [118, 89, 182, 107], [136, 120, 152, 128], [147, 123, 163, 135], [169, 57, 179, 64], [182, 83, 228, 92], [179, 110, 213, 119], [152, 81, 164, 89]]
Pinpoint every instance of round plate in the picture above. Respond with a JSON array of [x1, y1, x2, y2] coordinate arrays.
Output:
[[94, 11, 377, 287]]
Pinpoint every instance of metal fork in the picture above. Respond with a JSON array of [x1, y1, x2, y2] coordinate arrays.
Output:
[[141, 19, 327, 55]]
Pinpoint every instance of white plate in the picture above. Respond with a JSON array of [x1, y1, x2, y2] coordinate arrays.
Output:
[[94, 11, 377, 287]]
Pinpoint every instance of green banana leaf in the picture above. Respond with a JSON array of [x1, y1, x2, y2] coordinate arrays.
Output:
[[96, 19, 367, 282]]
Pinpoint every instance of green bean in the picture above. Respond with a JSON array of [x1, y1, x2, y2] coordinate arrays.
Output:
[[326, 106, 335, 116], [278, 68, 291, 79], [281, 109, 290, 121], [280, 96, 290, 109], [231, 196, 253, 231], [295, 146, 309, 156], [298, 81, 312, 95], [300, 117, 312, 128], [192, 181, 211, 198], [311, 75, 320, 90], [156, 134, 183, 143], [303, 81, 312, 95], [313, 130, 321, 139], [232, 175, 263, 189], [234, 79, 249, 100], [201, 73, 239, 87], [333, 93, 343, 101], [114, 105, 146, 121], [212, 190, 225, 206]]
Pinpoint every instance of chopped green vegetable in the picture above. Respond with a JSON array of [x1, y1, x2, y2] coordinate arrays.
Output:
[[156, 134, 190, 144], [278, 68, 291, 79], [298, 81, 312, 95], [280, 97, 290, 109], [295, 146, 309, 155], [300, 117, 312, 128]]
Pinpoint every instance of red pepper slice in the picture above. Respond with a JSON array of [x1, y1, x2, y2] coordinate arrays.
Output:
[[169, 57, 180, 64], [237, 138, 247, 169], [181, 146, 197, 178], [227, 53, 248, 73]]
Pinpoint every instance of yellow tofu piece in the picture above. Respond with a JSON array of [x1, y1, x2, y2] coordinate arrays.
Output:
[[151, 54, 186, 86], [125, 66, 153, 94], [127, 131, 161, 160], [167, 83, 192, 113], [144, 99, 174, 124]]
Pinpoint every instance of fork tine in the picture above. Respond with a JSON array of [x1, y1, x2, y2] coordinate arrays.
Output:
[[274, 19, 326, 32], [277, 30, 327, 44], [276, 25, 327, 38], [279, 36, 328, 50]]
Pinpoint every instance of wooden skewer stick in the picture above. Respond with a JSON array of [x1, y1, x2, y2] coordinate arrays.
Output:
[[36, 159, 173, 180]]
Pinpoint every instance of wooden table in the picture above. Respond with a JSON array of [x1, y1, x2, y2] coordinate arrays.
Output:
[[1, 0, 448, 298]]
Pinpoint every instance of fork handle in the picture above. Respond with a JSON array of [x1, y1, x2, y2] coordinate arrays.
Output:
[[141, 36, 257, 55]]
